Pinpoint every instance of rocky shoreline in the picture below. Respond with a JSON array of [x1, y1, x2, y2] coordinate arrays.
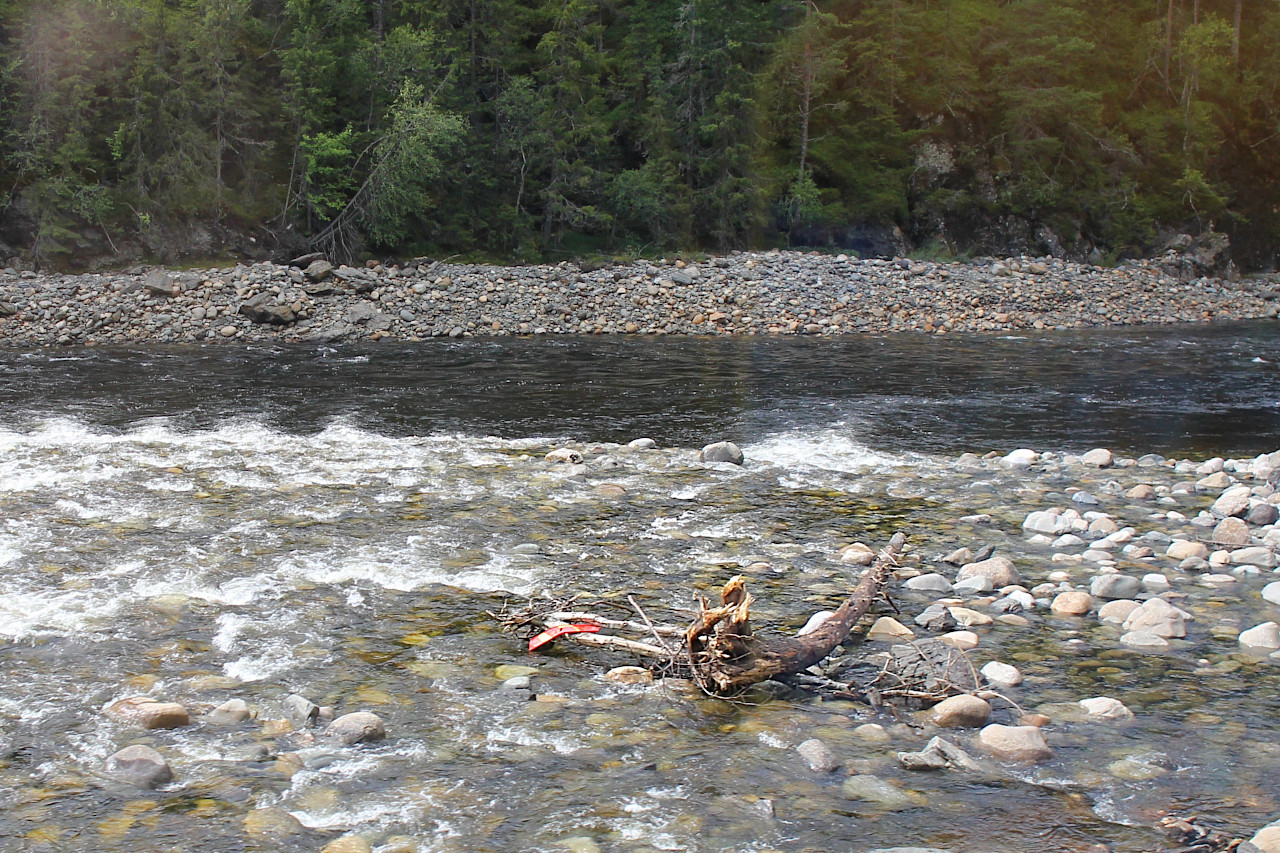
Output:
[[0, 250, 1275, 346]]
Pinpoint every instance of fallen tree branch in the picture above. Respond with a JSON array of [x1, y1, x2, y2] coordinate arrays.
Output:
[[493, 532, 908, 697]]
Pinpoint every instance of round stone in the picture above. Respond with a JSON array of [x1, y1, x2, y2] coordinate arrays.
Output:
[[1119, 631, 1171, 651], [1050, 590, 1093, 616], [1211, 517, 1250, 547], [1081, 448, 1114, 468], [107, 697, 190, 730], [700, 441, 744, 465], [956, 556, 1020, 587], [105, 744, 173, 789], [977, 724, 1053, 762], [1239, 622, 1280, 650], [797, 737, 838, 772], [1166, 540, 1210, 561], [1078, 696, 1134, 721], [980, 660, 1023, 687], [325, 711, 386, 745], [931, 694, 992, 728]]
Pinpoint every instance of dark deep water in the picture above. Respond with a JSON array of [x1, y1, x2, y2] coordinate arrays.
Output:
[[2, 321, 1278, 456]]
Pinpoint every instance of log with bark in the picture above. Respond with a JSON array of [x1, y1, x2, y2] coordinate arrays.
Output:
[[492, 532, 907, 697]]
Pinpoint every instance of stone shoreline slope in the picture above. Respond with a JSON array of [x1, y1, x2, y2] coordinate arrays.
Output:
[[0, 250, 1274, 346]]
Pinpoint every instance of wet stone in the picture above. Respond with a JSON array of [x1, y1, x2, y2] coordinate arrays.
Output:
[[1051, 590, 1094, 616], [1090, 574, 1142, 600], [956, 556, 1020, 587], [283, 694, 319, 728], [840, 775, 922, 809], [104, 745, 173, 789], [208, 698, 251, 725], [796, 738, 838, 772], [107, 697, 190, 730], [1239, 622, 1280, 650], [931, 694, 991, 728], [1212, 517, 1251, 546], [1119, 630, 1171, 651], [1079, 696, 1134, 721], [980, 660, 1023, 687], [325, 711, 386, 745], [699, 441, 744, 465], [976, 724, 1053, 762], [321, 835, 373, 853]]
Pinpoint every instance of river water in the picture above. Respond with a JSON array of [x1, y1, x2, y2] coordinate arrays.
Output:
[[1, 321, 1279, 853]]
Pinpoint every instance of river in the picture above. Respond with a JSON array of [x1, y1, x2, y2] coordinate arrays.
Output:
[[1, 322, 1278, 852]]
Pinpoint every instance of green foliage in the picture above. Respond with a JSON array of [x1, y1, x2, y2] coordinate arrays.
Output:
[[0, 0, 1279, 266]]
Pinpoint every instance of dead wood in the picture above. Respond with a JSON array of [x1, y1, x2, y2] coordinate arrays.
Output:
[[492, 532, 908, 697]]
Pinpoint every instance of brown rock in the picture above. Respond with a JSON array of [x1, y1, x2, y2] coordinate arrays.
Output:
[[1050, 590, 1094, 616], [325, 711, 386, 745], [977, 724, 1053, 762], [1211, 517, 1250, 547], [956, 556, 1020, 587], [107, 697, 190, 730], [931, 694, 992, 728]]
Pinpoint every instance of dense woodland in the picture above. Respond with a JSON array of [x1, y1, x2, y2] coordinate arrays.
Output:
[[0, 0, 1277, 269]]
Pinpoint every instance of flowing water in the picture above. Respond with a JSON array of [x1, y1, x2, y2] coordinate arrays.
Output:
[[1, 322, 1279, 853]]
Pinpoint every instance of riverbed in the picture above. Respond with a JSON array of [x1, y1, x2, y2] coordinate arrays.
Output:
[[2, 326, 1279, 853]]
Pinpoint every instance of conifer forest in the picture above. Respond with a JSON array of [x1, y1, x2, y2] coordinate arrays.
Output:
[[0, 0, 1277, 268]]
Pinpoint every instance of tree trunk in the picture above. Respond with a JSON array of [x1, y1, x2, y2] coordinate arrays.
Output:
[[685, 532, 905, 695]]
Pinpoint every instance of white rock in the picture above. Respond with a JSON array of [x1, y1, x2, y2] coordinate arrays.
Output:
[[797, 611, 835, 637], [1263, 581, 1280, 606], [956, 556, 1021, 587], [1141, 573, 1171, 592], [977, 724, 1052, 762], [1119, 631, 1171, 651], [1211, 486, 1252, 518], [797, 738, 839, 772], [1122, 597, 1187, 638], [939, 630, 979, 650], [904, 573, 953, 593], [1232, 547, 1276, 568], [981, 660, 1023, 687], [1239, 621, 1280, 650], [1051, 534, 1086, 549], [1078, 696, 1134, 722], [867, 617, 915, 641], [1166, 540, 1209, 561], [953, 575, 994, 594], [1003, 449, 1039, 468], [1081, 448, 1114, 468], [1023, 510, 1067, 534], [1098, 599, 1140, 624], [948, 607, 993, 627]]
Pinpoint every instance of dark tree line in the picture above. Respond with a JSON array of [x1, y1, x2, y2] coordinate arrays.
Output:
[[1, 0, 1277, 268]]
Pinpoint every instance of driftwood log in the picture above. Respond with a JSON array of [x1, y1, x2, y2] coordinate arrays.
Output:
[[495, 532, 906, 697]]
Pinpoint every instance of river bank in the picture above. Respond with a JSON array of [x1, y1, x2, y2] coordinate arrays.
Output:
[[0, 250, 1275, 346]]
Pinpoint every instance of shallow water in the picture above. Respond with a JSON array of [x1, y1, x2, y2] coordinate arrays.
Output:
[[1, 324, 1279, 852]]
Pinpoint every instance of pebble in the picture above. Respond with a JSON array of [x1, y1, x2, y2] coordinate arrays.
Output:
[[939, 630, 979, 650], [1050, 590, 1093, 616], [1078, 697, 1134, 721], [840, 775, 923, 809], [1167, 540, 1210, 561], [325, 711, 386, 745], [1098, 599, 1141, 624], [700, 441, 744, 465], [106, 697, 191, 730], [208, 698, 251, 725], [1119, 630, 1171, 651], [603, 666, 653, 685], [321, 836, 374, 853], [980, 660, 1023, 687], [959, 561, 1021, 590], [976, 724, 1053, 762], [796, 738, 838, 772], [1090, 574, 1142, 600], [905, 573, 954, 593], [1263, 582, 1280, 606], [867, 617, 915, 641], [104, 744, 173, 789], [1239, 622, 1280, 650], [1212, 517, 1251, 546], [1121, 597, 1188, 638], [1081, 448, 1114, 468], [931, 694, 992, 728]]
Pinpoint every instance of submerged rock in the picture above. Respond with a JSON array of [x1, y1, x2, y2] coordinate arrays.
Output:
[[976, 724, 1053, 762], [106, 697, 190, 730], [931, 694, 991, 728], [104, 744, 173, 789], [325, 712, 386, 745], [797, 738, 838, 772]]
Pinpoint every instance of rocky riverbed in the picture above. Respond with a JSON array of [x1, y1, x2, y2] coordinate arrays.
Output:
[[0, 250, 1275, 346]]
